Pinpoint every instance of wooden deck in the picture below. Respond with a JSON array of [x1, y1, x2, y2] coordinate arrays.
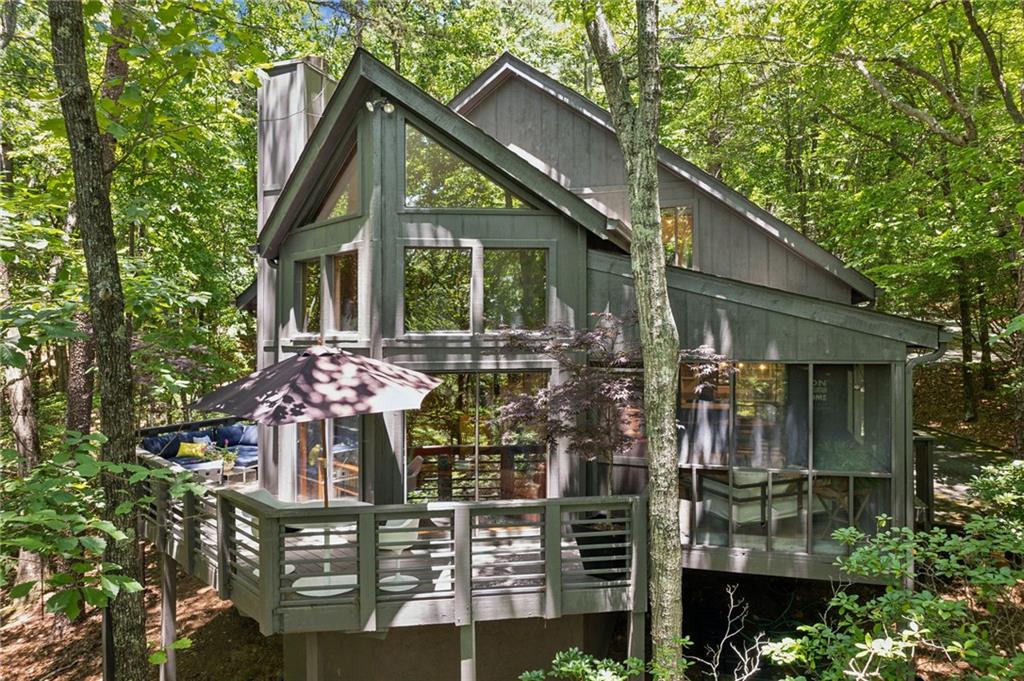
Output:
[[138, 466, 646, 636]]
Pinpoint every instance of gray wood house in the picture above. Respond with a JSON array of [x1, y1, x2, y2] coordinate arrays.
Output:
[[140, 50, 946, 681]]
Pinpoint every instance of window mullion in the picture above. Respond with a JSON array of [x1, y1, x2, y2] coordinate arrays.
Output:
[[471, 246, 484, 334]]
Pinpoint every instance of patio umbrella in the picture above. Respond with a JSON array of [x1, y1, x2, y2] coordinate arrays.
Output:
[[193, 345, 440, 506]]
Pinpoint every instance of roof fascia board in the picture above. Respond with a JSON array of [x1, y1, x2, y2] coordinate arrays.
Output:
[[454, 55, 876, 302], [588, 250, 941, 349]]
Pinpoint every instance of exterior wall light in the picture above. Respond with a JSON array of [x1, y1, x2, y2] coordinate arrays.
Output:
[[365, 98, 395, 114]]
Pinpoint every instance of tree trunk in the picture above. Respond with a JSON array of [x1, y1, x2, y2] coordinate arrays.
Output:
[[956, 265, 978, 422], [46, 3, 146, 679], [586, 1, 684, 676], [1015, 92, 1024, 456], [1, 76, 43, 592], [976, 283, 994, 391], [0, 264, 43, 588], [65, 309, 95, 434]]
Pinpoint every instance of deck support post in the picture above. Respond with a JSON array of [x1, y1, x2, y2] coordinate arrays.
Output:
[[459, 622, 476, 681], [215, 494, 232, 599], [304, 633, 319, 681], [627, 610, 645, 680], [160, 552, 178, 681], [543, 500, 562, 619]]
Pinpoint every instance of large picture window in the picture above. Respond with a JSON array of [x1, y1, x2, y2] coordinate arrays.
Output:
[[483, 248, 547, 330], [296, 259, 321, 334], [406, 372, 547, 503], [404, 247, 471, 332], [405, 124, 529, 209]]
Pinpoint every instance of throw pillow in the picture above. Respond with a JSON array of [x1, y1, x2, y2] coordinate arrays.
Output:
[[178, 442, 206, 458]]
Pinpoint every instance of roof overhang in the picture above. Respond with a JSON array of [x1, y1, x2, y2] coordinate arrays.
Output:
[[589, 250, 944, 350], [453, 53, 878, 305]]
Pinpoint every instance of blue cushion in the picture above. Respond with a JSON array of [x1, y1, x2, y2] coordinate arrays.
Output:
[[214, 424, 245, 447], [239, 425, 258, 446], [145, 434, 181, 458], [178, 458, 222, 472]]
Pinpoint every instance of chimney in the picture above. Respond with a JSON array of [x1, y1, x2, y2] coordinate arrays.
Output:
[[257, 57, 336, 233]]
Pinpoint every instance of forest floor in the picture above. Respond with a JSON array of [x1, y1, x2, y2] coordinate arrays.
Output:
[[0, 553, 282, 681], [914, 361, 1016, 451]]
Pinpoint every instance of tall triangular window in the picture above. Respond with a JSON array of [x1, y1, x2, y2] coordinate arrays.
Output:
[[316, 145, 360, 221], [404, 124, 531, 209]]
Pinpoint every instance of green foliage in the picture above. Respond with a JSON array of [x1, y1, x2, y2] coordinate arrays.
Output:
[[148, 637, 193, 666], [0, 431, 202, 620], [763, 514, 1024, 680], [970, 460, 1024, 524], [519, 648, 647, 681]]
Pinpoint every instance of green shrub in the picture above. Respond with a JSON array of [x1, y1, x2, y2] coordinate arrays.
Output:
[[970, 460, 1024, 523], [763, 515, 1024, 680]]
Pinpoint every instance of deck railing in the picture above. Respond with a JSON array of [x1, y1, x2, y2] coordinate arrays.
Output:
[[139, 465, 646, 635]]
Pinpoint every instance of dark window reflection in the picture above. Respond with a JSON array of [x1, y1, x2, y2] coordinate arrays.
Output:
[[404, 247, 471, 332], [735, 363, 808, 468], [405, 124, 529, 209], [297, 259, 321, 334], [483, 248, 547, 330], [813, 365, 891, 472], [332, 251, 358, 332], [317, 145, 360, 220], [678, 363, 731, 465]]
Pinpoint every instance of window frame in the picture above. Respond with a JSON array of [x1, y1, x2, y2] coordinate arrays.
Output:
[[293, 416, 363, 503], [399, 238, 554, 338], [660, 202, 696, 269]]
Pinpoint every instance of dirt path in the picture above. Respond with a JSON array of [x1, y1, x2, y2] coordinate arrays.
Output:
[[923, 428, 1016, 527]]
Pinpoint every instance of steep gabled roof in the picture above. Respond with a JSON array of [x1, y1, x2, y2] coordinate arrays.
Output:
[[260, 49, 629, 259], [451, 53, 877, 304]]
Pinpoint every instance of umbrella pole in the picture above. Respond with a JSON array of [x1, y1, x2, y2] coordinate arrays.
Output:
[[320, 420, 330, 509]]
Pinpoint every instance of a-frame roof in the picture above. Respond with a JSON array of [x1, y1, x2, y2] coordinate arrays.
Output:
[[451, 53, 877, 304], [260, 49, 630, 259]]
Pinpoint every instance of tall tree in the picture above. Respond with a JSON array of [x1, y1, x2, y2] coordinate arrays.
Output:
[[583, 0, 683, 675], [46, 2, 146, 678]]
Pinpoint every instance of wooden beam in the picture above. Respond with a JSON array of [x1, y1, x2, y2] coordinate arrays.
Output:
[[160, 553, 177, 681], [459, 622, 476, 681], [543, 500, 562, 619], [453, 505, 472, 626], [627, 610, 645, 680]]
